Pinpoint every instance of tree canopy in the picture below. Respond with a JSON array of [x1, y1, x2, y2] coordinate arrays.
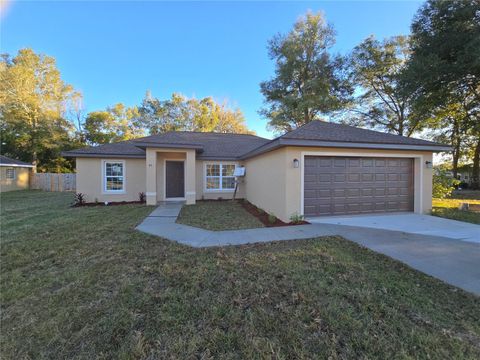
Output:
[[403, 0, 480, 187], [348, 35, 420, 137], [259, 12, 352, 133], [0, 49, 80, 172], [138, 92, 253, 135]]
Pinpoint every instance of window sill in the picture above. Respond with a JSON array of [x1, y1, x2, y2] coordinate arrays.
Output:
[[204, 189, 235, 193], [102, 191, 126, 195]]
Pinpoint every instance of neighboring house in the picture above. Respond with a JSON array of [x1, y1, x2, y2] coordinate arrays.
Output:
[[63, 121, 450, 221], [445, 165, 475, 187], [0, 155, 34, 192]]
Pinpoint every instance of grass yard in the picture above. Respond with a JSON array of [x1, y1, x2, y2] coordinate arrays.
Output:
[[1, 191, 480, 359], [176, 200, 264, 230], [432, 197, 480, 224]]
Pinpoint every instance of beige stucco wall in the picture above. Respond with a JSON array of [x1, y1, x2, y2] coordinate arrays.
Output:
[[76, 158, 146, 203], [244, 148, 288, 220], [195, 160, 245, 200], [244, 146, 434, 222], [0, 167, 30, 192]]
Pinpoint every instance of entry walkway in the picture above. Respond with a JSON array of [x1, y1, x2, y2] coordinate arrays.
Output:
[[137, 203, 480, 295], [136, 202, 336, 248]]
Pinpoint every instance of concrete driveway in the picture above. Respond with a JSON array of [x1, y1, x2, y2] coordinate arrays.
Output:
[[308, 213, 480, 244], [308, 214, 480, 295]]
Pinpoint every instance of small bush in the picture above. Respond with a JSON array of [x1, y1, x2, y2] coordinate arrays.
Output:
[[268, 214, 277, 224], [139, 192, 146, 203], [290, 212, 304, 224], [74, 193, 86, 206], [433, 169, 460, 199]]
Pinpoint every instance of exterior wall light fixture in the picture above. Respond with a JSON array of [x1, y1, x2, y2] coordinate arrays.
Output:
[[293, 158, 300, 168], [425, 161, 433, 169]]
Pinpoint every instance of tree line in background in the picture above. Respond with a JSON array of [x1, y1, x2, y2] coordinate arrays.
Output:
[[0, 50, 251, 172], [261, 0, 479, 188], [1, 0, 479, 188]]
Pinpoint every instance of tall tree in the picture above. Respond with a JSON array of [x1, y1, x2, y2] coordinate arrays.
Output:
[[84, 103, 143, 145], [403, 0, 480, 187], [138, 92, 253, 134], [424, 102, 469, 178], [259, 12, 352, 133], [0, 48, 79, 172], [349, 35, 421, 136]]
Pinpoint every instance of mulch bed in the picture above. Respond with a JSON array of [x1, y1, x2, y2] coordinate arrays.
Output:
[[240, 200, 309, 227], [72, 201, 145, 207]]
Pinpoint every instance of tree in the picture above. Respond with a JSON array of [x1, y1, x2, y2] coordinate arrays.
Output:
[[403, 0, 480, 187], [0, 48, 79, 172], [349, 35, 421, 136], [84, 103, 143, 145], [424, 102, 469, 178], [138, 92, 253, 134], [259, 12, 352, 133]]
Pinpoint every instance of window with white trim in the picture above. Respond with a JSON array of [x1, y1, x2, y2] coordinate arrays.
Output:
[[6, 168, 15, 180], [206, 163, 236, 191], [104, 161, 124, 192]]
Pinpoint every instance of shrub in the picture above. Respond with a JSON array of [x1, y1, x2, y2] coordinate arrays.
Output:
[[289, 212, 304, 224], [139, 192, 146, 203], [74, 193, 86, 206], [268, 214, 277, 224], [433, 169, 460, 199]]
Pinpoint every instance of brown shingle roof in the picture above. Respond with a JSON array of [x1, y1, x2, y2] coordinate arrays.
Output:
[[63, 132, 270, 160], [63, 121, 450, 160], [0, 155, 34, 167], [279, 121, 445, 146]]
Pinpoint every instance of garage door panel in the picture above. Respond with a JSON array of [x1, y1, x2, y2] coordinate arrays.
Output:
[[304, 156, 414, 216]]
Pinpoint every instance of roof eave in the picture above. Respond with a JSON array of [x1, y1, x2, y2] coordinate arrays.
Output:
[[61, 152, 146, 159], [133, 142, 204, 151], [0, 163, 35, 168], [241, 139, 452, 159]]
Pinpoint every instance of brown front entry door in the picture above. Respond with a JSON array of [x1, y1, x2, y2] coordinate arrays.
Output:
[[165, 161, 185, 198]]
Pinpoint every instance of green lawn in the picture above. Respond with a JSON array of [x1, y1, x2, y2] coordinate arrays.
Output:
[[176, 200, 264, 230], [1, 191, 480, 359], [432, 198, 480, 224]]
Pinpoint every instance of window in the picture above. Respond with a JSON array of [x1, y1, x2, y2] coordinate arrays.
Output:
[[104, 161, 124, 192], [206, 163, 236, 191], [6, 168, 15, 180]]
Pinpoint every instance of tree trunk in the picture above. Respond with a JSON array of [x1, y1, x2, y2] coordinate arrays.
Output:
[[451, 118, 460, 179], [472, 137, 480, 190], [31, 150, 38, 173]]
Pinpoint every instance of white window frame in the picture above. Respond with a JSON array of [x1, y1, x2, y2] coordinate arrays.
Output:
[[5, 168, 16, 180], [204, 162, 237, 192], [102, 160, 126, 194]]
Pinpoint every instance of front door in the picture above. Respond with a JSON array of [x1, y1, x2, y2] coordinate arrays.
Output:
[[165, 161, 185, 198]]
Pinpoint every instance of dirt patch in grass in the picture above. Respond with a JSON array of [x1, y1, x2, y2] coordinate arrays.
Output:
[[241, 200, 309, 227], [2, 191, 480, 359]]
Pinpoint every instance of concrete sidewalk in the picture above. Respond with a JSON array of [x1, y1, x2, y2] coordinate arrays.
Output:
[[137, 203, 337, 247], [136, 204, 480, 295]]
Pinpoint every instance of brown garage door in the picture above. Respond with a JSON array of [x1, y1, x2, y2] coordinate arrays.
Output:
[[304, 156, 414, 216]]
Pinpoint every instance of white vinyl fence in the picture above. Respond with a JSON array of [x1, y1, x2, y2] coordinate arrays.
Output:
[[30, 173, 76, 192]]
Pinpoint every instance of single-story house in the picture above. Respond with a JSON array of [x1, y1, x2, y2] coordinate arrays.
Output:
[[0, 155, 34, 192], [63, 121, 450, 222]]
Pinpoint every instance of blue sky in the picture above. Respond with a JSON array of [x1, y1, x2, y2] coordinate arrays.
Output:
[[1, 1, 422, 138]]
